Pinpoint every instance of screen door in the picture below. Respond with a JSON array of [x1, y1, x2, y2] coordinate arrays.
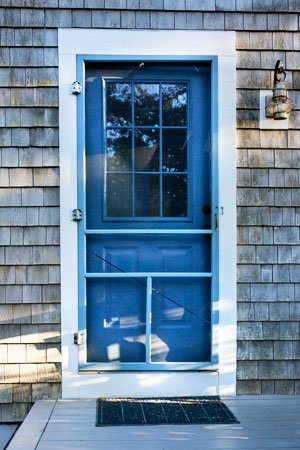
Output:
[[79, 62, 217, 370]]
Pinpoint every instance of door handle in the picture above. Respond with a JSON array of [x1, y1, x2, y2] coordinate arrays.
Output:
[[214, 212, 218, 230]]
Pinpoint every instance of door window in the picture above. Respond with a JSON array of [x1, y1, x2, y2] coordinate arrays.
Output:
[[105, 81, 188, 219]]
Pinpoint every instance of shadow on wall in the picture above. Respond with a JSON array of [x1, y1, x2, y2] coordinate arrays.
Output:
[[0, 306, 62, 422]]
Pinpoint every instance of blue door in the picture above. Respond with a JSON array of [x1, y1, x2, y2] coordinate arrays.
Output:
[[80, 62, 216, 370]]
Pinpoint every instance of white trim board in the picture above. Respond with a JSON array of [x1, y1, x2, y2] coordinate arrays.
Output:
[[59, 29, 237, 398]]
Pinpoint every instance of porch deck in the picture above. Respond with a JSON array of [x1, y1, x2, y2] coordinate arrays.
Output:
[[8, 396, 300, 450]]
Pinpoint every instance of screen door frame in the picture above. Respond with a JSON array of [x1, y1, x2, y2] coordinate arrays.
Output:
[[77, 55, 218, 371]]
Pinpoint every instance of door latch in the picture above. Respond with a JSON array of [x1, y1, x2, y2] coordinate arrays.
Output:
[[72, 209, 83, 222]]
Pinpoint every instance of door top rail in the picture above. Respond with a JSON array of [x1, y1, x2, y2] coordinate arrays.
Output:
[[84, 229, 213, 235], [85, 272, 213, 278]]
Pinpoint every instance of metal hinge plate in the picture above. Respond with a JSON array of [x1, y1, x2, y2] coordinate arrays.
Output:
[[74, 332, 84, 345], [72, 208, 83, 222], [71, 81, 82, 95]]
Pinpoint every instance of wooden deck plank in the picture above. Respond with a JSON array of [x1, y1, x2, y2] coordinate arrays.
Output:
[[50, 409, 96, 416], [40, 427, 300, 439], [48, 415, 96, 423], [46, 417, 300, 429], [51, 402, 95, 408], [7, 400, 55, 450], [43, 422, 300, 436], [37, 439, 300, 449]]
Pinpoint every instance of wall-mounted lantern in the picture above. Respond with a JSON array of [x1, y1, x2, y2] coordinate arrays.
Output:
[[265, 60, 294, 120]]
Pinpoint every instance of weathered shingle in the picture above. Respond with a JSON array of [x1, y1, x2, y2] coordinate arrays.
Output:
[[92, 10, 120, 27]]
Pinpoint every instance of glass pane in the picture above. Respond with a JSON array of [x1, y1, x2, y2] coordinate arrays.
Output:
[[87, 235, 211, 273], [163, 175, 187, 217], [106, 174, 132, 217], [106, 82, 132, 127], [151, 278, 211, 362], [162, 83, 187, 126], [162, 129, 187, 172], [134, 129, 159, 172], [87, 278, 146, 363], [134, 83, 159, 126], [135, 174, 160, 217], [106, 129, 132, 172]]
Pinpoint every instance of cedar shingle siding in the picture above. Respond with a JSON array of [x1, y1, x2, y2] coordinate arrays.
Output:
[[0, 0, 299, 421]]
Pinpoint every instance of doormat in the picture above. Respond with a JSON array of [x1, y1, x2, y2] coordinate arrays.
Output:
[[96, 397, 239, 426]]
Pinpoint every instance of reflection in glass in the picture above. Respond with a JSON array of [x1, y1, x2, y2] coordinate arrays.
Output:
[[151, 278, 211, 362], [106, 82, 132, 126], [162, 83, 187, 126], [87, 278, 146, 362], [135, 174, 160, 217], [163, 175, 187, 217], [134, 83, 159, 126], [163, 129, 187, 172], [135, 129, 159, 172], [106, 174, 132, 217], [106, 129, 132, 172]]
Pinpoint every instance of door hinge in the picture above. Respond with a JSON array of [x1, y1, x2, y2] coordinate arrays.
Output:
[[71, 81, 82, 95], [72, 208, 83, 222], [74, 332, 84, 345]]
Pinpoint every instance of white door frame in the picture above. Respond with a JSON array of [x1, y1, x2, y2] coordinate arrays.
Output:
[[59, 29, 236, 398]]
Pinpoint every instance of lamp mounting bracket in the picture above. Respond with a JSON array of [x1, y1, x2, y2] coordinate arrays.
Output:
[[274, 60, 286, 83]]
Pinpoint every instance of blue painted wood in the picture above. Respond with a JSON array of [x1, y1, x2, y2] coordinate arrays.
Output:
[[210, 58, 219, 366], [76, 56, 87, 350], [86, 235, 211, 273], [79, 361, 214, 371], [85, 273, 213, 278], [146, 277, 152, 364], [77, 56, 218, 371], [85, 229, 213, 234], [78, 55, 218, 63]]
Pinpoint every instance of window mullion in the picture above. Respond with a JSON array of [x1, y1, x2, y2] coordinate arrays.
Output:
[[159, 82, 163, 218], [132, 82, 135, 218], [146, 276, 152, 365]]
